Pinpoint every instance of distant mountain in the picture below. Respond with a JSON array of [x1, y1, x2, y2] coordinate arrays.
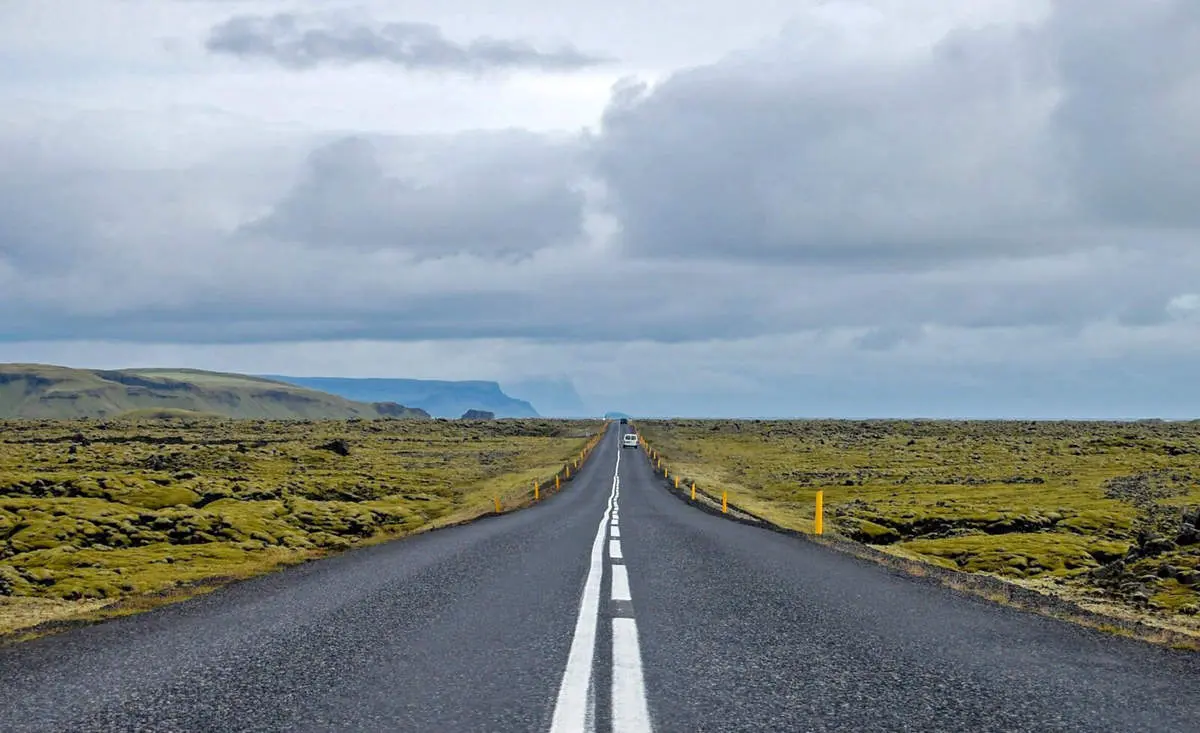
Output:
[[503, 377, 590, 417], [604, 411, 632, 420], [263, 376, 539, 419], [0, 365, 429, 420], [460, 409, 495, 420]]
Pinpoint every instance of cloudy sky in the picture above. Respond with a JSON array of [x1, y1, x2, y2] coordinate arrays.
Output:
[[2, 0, 1199, 418]]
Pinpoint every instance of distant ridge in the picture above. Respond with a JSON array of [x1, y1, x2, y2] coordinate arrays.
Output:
[[504, 377, 590, 417], [263, 376, 539, 419], [0, 364, 429, 420]]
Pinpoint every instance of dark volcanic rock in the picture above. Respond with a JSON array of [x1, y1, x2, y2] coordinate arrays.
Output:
[[461, 410, 496, 420], [316, 438, 352, 456]]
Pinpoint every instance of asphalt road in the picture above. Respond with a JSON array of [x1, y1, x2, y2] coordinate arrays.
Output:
[[2, 424, 1198, 732]]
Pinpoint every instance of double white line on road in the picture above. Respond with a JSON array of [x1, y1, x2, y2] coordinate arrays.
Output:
[[550, 445, 652, 733]]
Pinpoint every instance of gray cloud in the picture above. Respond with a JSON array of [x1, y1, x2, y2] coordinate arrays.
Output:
[[0, 162, 92, 273], [1047, 0, 1200, 227], [592, 0, 1200, 269], [242, 133, 586, 256], [205, 12, 610, 73], [2, 0, 1200, 365], [592, 19, 1068, 266]]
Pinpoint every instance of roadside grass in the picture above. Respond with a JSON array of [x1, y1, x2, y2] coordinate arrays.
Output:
[[0, 417, 602, 637], [635, 419, 1200, 634]]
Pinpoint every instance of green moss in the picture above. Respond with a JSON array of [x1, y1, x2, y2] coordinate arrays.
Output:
[[0, 563, 34, 594], [0, 506, 15, 535], [21, 543, 307, 600], [1151, 579, 1200, 612], [113, 485, 201, 510], [1058, 509, 1133, 537], [899, 533, 1131, 578], [842, 518, 902, 544]]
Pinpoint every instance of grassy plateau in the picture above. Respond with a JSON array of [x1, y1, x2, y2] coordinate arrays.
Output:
[[0, 364, 430, 420], [636, 419, 1200, 637], [0, 416, 602, 638]]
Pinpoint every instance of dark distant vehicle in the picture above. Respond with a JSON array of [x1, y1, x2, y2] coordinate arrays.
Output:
[[620, 418, 628, 424]]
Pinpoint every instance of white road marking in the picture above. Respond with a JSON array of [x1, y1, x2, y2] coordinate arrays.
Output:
[[611, 563, 631, 601], [608, 439, 652, 731], [550, 448, 620, 733], [612, 618, 653, 733]]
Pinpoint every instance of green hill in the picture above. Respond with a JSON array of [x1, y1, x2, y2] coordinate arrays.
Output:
[[0, 365, 430, 420]]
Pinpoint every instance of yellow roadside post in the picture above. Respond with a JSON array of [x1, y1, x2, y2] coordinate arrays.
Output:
[[722, 491, 728, 514], [555, 475, 560, 490], [566, 465, 571, 479], [494, 496, 501, 513], [534, 480, 539, 501], [691, 483, 697, 501], [674, 476, 680, 489], [815, 490, 824, 535]]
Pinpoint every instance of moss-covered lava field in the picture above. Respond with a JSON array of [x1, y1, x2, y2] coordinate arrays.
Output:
[[0, 417, 602, 637], [635, 419, 1200, 635]]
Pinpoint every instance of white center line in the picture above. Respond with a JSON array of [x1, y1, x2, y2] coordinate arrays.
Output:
[[611, 563, 631, 601], [612, 618, 653, 733], [608, 436, 653, 733], [550, 447, 620, 733]]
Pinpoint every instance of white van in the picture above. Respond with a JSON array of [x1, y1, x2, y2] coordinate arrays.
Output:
[[622, 433, 639, 449]]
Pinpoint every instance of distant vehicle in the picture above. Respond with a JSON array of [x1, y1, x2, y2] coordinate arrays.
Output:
[[622, 433, 639, 448], [619, 418, 628, 424]]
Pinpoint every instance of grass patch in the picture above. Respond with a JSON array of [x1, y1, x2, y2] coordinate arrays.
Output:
[[0, 417, 603, 637]]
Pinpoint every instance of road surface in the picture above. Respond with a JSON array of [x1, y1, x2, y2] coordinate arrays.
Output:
[[1, 425, 1198, 731]]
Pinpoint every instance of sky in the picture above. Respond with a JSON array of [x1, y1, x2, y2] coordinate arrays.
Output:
[[2, 0, 1199, 418]]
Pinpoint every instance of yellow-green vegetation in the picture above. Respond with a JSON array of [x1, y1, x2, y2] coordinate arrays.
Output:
[[636, 419, 1200, 625], [0, 417, 602, 636], [0, 364, 429, 419]]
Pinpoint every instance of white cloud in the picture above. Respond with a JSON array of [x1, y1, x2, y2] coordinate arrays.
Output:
[[1167, 294, 1200, 320]]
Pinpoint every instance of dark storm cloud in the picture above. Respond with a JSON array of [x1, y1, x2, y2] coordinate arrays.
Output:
[[241, 134, 586, 256], [206, 12, 611, 73]]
